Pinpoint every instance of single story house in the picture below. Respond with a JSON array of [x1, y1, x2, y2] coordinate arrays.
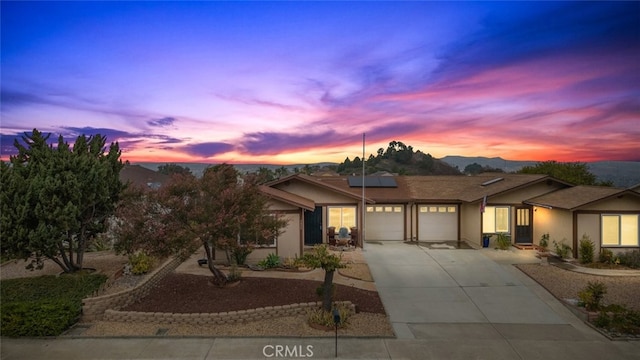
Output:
[[525, 186, 640, 256], [259, 173, 640, 260]]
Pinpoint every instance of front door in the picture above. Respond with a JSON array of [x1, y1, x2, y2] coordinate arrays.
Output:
[[304, 206, 323, 245], [515, 206, 533, 244]]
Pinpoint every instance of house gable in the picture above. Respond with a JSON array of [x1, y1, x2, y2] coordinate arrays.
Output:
[[525, 186, 640, 211]]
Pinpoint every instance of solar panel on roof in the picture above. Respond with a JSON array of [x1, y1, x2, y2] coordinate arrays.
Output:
[[348, 176, 397, 188]]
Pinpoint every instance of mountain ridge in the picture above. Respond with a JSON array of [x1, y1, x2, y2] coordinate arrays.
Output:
[[134, 157, 640, 188]]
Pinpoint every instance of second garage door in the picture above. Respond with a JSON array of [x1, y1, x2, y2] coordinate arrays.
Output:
[[418, 205, 458, 241], [365, 205, 404, 241]]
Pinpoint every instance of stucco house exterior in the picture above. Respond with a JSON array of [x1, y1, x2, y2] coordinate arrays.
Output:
[[525, 186, 640, 257], [261, 173, 640, 261]]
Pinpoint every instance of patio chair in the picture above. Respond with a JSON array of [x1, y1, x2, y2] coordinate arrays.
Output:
[[327, 227, 336, 245], [337, 227, 350, 246]]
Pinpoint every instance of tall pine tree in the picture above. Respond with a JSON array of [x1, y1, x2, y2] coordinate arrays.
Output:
[[1, 129, 124, 272]]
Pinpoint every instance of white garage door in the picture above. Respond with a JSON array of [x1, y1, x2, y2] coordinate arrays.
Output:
[[418, 205, 458, 241], [365, 205, 404, 241]]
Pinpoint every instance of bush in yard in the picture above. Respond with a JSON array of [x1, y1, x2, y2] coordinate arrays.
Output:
[[128, 251, 154, 275], [594, 305, 640, 336], [230, 244, 254, 266], [599, 248, 618, 264], [226, 263, 242, 282], [495, 233, 511, 250], [617, 250, 640, 269], [258, 253, 281, 269], [539, 233, 550, 252], [1, 299, 80, 337], [307, 303, 351, 329], [553, 239, 571, 259], [577, 281, 607, 311], [578, 234, 595, 264], [1, 273, 107, 336]]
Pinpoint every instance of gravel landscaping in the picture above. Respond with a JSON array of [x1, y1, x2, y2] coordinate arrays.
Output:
[[5, 250, 640, 338], [517, 264, 640, 311]]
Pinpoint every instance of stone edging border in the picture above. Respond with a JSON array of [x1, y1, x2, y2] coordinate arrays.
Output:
[[81, 256, 184, 322], [102, 301, 356, 326]]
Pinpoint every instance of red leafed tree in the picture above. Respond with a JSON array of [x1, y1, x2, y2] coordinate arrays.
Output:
[[115, 164, 287, 287]]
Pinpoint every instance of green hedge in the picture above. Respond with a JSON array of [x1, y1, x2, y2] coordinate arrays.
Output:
[[1, 273, 107, 337]]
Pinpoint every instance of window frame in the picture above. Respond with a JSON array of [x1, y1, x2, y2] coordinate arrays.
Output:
[[327, 206, 357, 229], [601, 214, 639, 247], [482, 206, 511, 234], [238, 214, 278, 248]]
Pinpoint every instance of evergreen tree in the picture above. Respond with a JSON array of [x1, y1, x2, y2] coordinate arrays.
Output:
[[158, 163, 192, 175], [1, 129, 124, 272], [518, 161, 608, 186]]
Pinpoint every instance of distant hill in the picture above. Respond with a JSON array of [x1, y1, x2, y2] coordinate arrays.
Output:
[[441, 156, 640, 188], [133, 156, 640, 188], [135, 162, 337, 178]]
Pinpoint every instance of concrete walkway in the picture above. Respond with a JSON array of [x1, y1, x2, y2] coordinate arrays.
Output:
[[2, 242, 639, 360]]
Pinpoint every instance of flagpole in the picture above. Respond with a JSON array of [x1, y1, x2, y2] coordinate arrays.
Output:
[[362, 133, 365, 250]]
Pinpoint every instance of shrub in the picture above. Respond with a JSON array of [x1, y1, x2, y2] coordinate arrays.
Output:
[[594, 305, 640, 335], [539, 233, 550, 252], [617, 250, 640, 269], [577, 281, 607, 311], [231, 244, 254, 266], [599, 248, 618, 264], [87, 236, 112, 252], [0, 273, 107, 336], [307, 304, 351, 328], [128, 252, 154, 275], [258, 253, 280, 269], [495, 233, 511, 250], [553, 239, 571, 259], [578, 234, 595, 264], [316, 284, 336, 299], [1, 299, 80, 337], [226, 264, 242, 282]]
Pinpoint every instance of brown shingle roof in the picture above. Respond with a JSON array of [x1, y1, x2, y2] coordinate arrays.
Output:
[[267, 174, 375, 203], [120, 165, 169, 188], [525, 186, 634, 210], [267, 173, 566, 204], [259, 185, 315, 211]]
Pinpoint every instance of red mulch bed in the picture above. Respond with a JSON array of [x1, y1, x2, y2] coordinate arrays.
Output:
[[123, 273, 386, 314]]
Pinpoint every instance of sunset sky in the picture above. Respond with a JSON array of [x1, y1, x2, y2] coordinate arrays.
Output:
[[1, 1, 639, 164]]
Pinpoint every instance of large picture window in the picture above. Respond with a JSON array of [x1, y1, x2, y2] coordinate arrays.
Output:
[[238, 215, 278, 247], [482, 206, 510, 233], [602, 214, 639, 246], [328, 206, 357, 229]]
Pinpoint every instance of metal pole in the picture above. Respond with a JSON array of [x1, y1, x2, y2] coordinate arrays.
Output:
[[333, 308, 340, 358], [335, 323, 338, 357], [362, 133, 365, 250]]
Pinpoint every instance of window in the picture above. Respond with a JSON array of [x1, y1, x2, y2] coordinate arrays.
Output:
[[369, 205, 402, 213], [328, 206, 357, 229], [483, 206, 510, 233], [419, 205, 455, 213], [602, 214, 639, 246], [239, 215, 278, 247]]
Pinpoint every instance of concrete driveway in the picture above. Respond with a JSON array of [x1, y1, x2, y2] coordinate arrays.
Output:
[[364, 241, 567, 337], [363, 241, 640, 359]]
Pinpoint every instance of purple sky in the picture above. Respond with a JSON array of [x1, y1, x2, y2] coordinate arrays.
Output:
[[1, 1, 639, 164]]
